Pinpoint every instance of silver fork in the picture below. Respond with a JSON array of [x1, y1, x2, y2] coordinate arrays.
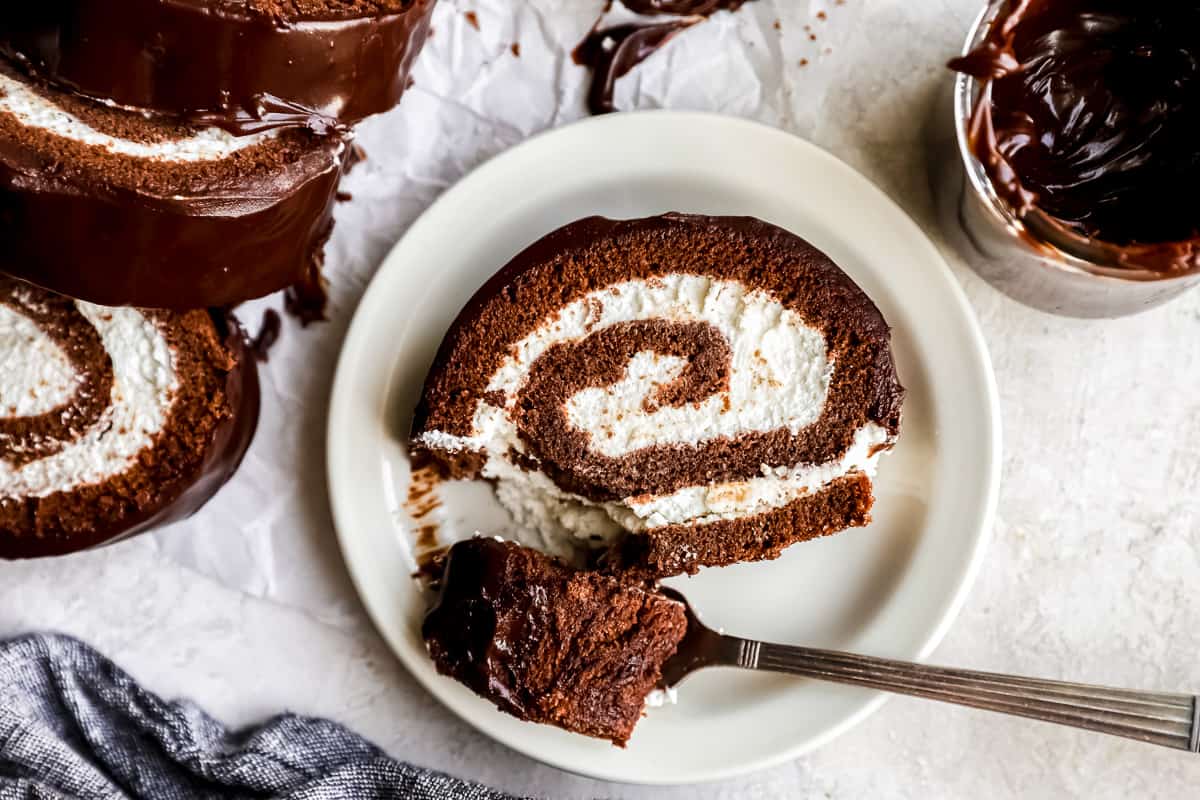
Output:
[[660, 590, 1200, 752]]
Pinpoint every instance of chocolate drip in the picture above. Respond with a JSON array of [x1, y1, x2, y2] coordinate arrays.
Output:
[[623, 0, 748, 14], [949, 0, 1200, 272], [283, 246, 333, 326], [251, 309, 283, 363], [573, 20, 700, 115], [0, 0, 436, 135], [0, 279, 114, 468], [573, 0, 754, 115]]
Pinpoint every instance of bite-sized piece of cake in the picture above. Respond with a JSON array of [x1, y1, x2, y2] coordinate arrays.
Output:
[[422, 537, 688, 746], [0, 64, 346, 312], [412, 214, 904, 578], [0, 0, 436, 134], [0, 278, 259, 559]]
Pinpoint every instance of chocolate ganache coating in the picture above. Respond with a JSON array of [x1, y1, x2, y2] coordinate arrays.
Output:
[[0, 65, 348, 310], [622, 0, 749, 14], [0, 0, 436, 134], [950, 0, 1200, 271]]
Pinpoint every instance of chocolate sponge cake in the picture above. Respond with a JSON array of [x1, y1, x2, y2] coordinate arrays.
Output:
[[0, 278, 259, 559], [0, 64, 346, 310], [0, 0, 435, 134], [412, 214, 904, 578], [422, 537, 688, 746]]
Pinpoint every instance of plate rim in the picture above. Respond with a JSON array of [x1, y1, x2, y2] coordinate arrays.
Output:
[[327, 110, 1002, 786]]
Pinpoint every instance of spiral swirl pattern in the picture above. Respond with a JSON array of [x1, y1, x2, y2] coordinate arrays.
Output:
[[413, 215, 903, 576], [0, 279, 259, 559]]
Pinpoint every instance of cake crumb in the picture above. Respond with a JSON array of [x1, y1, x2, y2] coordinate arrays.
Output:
[[415, 524, 440, 552], [405, 452, 445, 521], [464, 10, 479, 30]]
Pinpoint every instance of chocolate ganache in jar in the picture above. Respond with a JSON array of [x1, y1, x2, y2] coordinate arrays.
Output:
[[939, 0, 1200, 317]]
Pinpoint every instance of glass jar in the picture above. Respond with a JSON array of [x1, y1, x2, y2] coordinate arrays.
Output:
[[933, 1, 1200, 318]]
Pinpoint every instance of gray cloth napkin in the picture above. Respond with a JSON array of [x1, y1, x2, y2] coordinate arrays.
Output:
[[0, 633, 522, 800]]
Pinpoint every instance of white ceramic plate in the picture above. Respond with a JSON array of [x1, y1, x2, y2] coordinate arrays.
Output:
[[327, 111, 1001, 786]]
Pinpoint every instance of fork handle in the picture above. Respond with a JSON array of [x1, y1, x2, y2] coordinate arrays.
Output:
[[730, 638, 1199, 751]]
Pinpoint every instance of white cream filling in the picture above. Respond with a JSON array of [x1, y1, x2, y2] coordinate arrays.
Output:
[[0, 305, 81, 417], [488, 274, 832, 450], [618, 422, 890, 528], [0, 71, 274, 162], [477, 422, 889, 547], [416, 275, 893, 548], [0, 302, 178, 498]]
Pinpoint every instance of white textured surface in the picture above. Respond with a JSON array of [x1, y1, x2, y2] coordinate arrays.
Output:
[[0, 70, 271, 161], [0, 301, 177, 497], [3, 0, 1200, 797]]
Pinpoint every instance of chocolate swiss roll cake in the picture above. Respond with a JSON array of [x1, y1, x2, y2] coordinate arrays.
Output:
[[0, 0, 436, 134], [423, 537, 688, 746], [0, 278, 259, 559], [412, 214, 904, 578], [0, 65, 347, 310]]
